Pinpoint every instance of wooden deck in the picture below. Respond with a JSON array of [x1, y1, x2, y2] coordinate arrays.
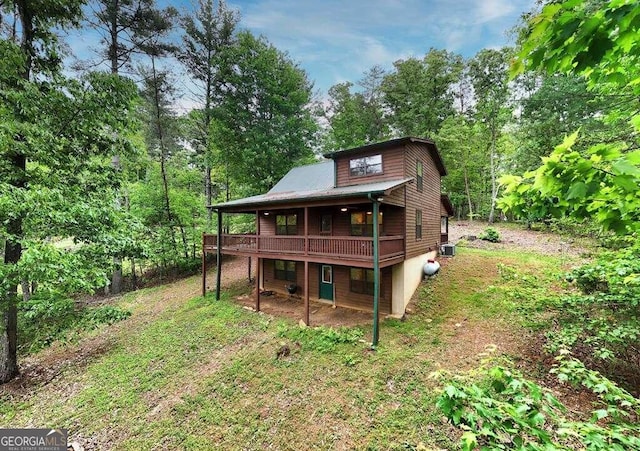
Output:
[[203, 234, 405, 267]]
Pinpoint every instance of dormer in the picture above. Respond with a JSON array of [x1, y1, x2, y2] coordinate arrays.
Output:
[[323, 137, 446, 188]]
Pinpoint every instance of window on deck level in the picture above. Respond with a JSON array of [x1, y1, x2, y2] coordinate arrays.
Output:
[[320, 214, 332, 234], [350, 268, 376, 295], [416, 209, 423, 240], [349, 154, 382, 177], [416, 160, 423, 192], [350, 211, 383, 236], [276, 214, 297, 235], [274, 260, 296, 282], [441, 216, 448, 234]]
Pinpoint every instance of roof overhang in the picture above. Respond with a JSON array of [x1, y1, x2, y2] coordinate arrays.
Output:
[[441, 194, 455, 217], [209, 178, 413, 213]]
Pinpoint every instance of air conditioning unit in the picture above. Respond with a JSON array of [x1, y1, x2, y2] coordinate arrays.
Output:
[[441, 243, 455, 256]]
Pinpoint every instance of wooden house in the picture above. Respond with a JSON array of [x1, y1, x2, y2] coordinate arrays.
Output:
[[203, 137, 449, 344]]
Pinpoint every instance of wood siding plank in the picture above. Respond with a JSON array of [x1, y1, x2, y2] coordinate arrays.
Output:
[[404, 143, 442, 259], [335, 146, 405, 187]]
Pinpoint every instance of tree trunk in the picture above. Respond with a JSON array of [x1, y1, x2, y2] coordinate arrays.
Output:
[[1, 0, 33, 384], [488, 125, 498, 224], [463, 164, 473, 222], [205, 165, 212, 226], [131, 257, 137, 289], [21, 280, 31, 301], [1, 156, 24, 384]]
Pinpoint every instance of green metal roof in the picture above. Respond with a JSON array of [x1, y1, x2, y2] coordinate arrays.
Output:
[[210, 159, 413, 211], [269, 161, 334, 193]]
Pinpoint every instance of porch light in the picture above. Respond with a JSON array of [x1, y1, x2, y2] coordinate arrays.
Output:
[[366, 211, 372, 215], [263, 212, 270, 215], [340, 207, 348, 212]]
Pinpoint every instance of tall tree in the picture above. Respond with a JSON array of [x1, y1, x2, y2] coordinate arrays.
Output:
[[211, 31, 317, 195], [323, 66, 390, 151], [502, 0, 640, 233], [86, 0, 176, 294], [469, 48, 512, 223], [436, 115, 487, 220], [88, 0, 178, 74], [381, 48, 463, 137], [140, 65, 190, 260], [178, 0, 238, 221], [0, 1, 138, 383]]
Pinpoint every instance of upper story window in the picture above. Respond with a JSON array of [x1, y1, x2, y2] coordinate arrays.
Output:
[[276, 214, 297, 235], [350, 211, 383, 236], [349, 154, 382, 177], [416, 160, 423, 192]]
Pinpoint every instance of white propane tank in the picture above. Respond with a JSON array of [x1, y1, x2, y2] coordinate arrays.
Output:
[[423, 259, 440, 276]]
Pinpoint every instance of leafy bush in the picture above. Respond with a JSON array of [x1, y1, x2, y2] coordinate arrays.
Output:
[[543, 242, 640, 384], [479, 227, 501, 243], [18, 296, 131, 354], [437, 356, 640, 450], [277, 324, 364, 353]]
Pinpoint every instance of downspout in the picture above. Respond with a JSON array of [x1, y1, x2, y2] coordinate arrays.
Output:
[[368, 193, 381, 347]]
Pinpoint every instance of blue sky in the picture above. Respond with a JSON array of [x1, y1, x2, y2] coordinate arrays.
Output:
[[67, 0, 537, 106], [227, 0, 537, 94]]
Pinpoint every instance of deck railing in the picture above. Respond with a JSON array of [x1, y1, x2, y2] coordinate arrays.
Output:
[[204, 234, 404, 261]]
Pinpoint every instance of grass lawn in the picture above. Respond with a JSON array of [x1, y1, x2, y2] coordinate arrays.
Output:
[[0, 247, 571, 450]]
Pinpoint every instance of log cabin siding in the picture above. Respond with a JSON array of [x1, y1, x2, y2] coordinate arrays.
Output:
[[263, 260, 391, 314], [333, 265, 392, 313], [404, 143, 441, 259], [335, 146, 405, 187], [263, 259, 306, 294], [383, 185, 406, 207], [259, 209, 305, 236]]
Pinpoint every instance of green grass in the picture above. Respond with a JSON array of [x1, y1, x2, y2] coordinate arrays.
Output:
[[1, 247, 572, 450]]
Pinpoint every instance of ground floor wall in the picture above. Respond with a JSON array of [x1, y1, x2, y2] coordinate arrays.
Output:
[[261, 259, 392, 314], [391, 250, 438, 316]]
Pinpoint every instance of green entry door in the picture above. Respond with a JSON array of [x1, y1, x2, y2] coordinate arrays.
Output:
[[319, 265, 333, 300]]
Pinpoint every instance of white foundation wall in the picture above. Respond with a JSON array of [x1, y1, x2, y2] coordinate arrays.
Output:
[[391, 250, 438, 315]]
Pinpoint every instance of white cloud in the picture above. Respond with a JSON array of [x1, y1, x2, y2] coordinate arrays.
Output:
[[228, 0, 536, 93]]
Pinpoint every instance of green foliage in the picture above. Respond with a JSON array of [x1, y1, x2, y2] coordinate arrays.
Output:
[[505, 0, 640, 233], [510, 74, 614, 174], [211, 31, 317, 195], [323, 66, 391, 150], [479, 227, 501, 243], [381, 48, 463, 136], [438, 359, 640, 450], [18, 299, 131, 354], [277, 324, 364, 353], [499, 132, 640, 234], [543, 242, 640, 368], [513, 0, 640, 98], [435, 115, 489, 220]]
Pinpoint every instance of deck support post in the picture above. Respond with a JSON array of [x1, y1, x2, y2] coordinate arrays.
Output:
[[371, 196, 380, 347], [304, 260, 309, 326], [255, 257, 261, 312], [201, 232, 206, 297], [215, 209, 222, 301]]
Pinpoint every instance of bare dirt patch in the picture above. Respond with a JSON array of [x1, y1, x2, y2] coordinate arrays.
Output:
[[449, 221, 589, 257], [235, 291, 375, 328]]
